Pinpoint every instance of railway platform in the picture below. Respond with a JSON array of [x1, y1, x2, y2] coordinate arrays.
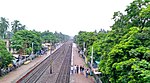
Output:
[[70, 43, 94, 83]]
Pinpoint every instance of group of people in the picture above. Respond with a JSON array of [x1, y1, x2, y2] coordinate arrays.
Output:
[[71, 65, 90, 78]]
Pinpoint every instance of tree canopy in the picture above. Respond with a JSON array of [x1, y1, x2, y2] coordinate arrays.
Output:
[[0, 17, 9, 39], [11, 20, 26, 33], [0, 12, 70, 78], [74, 0, 150, 82], [41, 31, 70, 44], [0, 18, 26, 39], [11, 30, 70, 55], [0, 39, 13, 69], [11, 30, 42, 55]]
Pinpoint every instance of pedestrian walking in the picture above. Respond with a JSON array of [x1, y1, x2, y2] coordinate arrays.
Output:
[[80, 65, 82, 74], [86, 69, 89, 78], [90, 69, 92, 76], [79, 50, 82, 57], [71, 66, 74, 74], [82, 66, 84, 73], [77, 65, 79, 74], [74, 65, 77, 73]]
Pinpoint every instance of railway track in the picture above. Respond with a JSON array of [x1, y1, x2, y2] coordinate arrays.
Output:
[[15, 41, 72, 83], [55, 44, 72, 83]]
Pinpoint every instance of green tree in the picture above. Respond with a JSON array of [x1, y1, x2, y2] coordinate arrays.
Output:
[[11, 20, 26, 33], [0, 17, 9, 39], [98, 0, 150, 82], [41, 30, 56, 44], [11, 30, 42, 55], [74, 0, 150, 82], [41, 31, 70, 45], [74, 31, 97, 50], [0, 39, 13, 76], [54, 31, 70, 43], [88, 30, 107, 62], [105, 27, 150, 83]]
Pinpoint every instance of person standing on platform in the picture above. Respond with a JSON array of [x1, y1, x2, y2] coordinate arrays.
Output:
[[74, 65, 77, 73], [71, 66, 74, 74], [77, 65, 79, 74], [80, 66, 82, 73], [86, 69, 89, 78], [82, 66, 84, 74]]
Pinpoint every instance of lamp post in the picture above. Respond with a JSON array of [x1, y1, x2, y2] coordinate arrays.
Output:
[[83, 42, 87, 63]]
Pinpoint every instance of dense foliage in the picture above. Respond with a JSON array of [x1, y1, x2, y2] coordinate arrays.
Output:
[[0, 17, 9, 39], [11, 30, 70, 55], [0, 17, 70, 71], [41, 31, 70, 44], [74, 31, 97, 50], [74, 0, 150, 82], [0, 18, 26, 39], [0, 17, 70, 55], [0, 39, 13, 68], [11, 20, 26, 33], [0, 4, 70, 78], [0, 39, 13, 76], [11, 30, 42, 55]]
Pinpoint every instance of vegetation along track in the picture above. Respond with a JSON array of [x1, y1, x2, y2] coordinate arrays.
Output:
[[16, 41, 72, 83]]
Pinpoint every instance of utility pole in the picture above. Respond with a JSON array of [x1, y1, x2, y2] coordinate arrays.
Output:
[[83, 42, 87, 63], [50, 44, 52, 55], [50, 58, 53, 74]]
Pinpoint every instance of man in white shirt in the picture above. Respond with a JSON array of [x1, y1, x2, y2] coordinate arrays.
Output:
[[74, 65, 77, 73], [71, 66, 74, 74]]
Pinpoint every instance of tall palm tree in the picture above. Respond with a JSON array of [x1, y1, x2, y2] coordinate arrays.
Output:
[[11, 20, 26, 33], [0, 17, 9, 39], [11, 20, 21, 33]]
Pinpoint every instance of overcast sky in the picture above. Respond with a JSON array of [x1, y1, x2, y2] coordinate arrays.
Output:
[[0, 0, 133, 36]]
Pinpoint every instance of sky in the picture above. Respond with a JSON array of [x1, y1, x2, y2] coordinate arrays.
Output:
[[0, 0, 134, 36]]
